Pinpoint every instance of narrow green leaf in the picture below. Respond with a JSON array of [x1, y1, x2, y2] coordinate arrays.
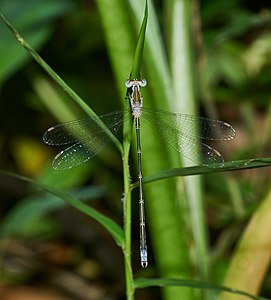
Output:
[[0, 14, 91, 115], [130, 0, 148, 79], [0, 186, 106, 238], [0, 171, 124, 248], [139, 158, 271, 186], [0, 13, 122, 153], [0, 0, 74, 82], [134, 278, 269, 300]]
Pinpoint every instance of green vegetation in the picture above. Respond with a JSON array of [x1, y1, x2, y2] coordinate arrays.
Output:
[[1, 0, 271, 299]]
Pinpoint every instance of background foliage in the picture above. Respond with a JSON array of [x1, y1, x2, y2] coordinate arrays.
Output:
[[0, 0, 271, 299]]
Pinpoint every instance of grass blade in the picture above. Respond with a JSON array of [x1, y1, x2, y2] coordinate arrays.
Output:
[[0, 171, 124, 248], [0, 14, 92, 116], [130, 0, 148, 79], [0, 0, 74, 82], [0, 186, 105, 238], [0, 13, 122, 152], [140, 158, 271, 185], [134, 278, 269, 300]]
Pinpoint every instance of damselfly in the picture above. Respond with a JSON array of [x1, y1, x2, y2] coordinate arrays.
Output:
[[43, 79, 235, 268]]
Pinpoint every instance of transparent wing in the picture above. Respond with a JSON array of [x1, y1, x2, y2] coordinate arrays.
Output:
[[157, 123, 224, 165], [51, 135, 110, 170], [142, 108, 234, 165], [43, 110, 130, 170], [142, 108, 235, 141], [43, 110, 127, 145]]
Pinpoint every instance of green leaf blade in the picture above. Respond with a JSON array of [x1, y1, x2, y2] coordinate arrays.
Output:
[[0, 171, 124, 248], [142, 158, 271, 185], [0, 13, 122, 153], [130, 0, 148, 79], [134, 278, 269, 300], [0, 0, 74, 82]]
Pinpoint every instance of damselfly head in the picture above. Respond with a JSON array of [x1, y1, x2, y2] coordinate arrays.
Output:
[[125, 78, 147, 88]]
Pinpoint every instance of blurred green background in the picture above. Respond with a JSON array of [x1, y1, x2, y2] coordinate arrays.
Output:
[[0, 0, 271, 299]]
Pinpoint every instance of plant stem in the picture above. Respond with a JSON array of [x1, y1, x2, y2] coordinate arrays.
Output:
[[123, 133, 134, 299]]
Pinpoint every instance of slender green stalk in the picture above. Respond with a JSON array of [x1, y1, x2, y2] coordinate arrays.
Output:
[[123, 117, 134, 299], [123, 152, 134, 299], [122, 107, 134, 299], [95, 1, 149, 298]]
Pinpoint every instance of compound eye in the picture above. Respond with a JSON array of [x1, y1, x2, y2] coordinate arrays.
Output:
[[139, 79, 147, 87], [125, 80, 133, 88]]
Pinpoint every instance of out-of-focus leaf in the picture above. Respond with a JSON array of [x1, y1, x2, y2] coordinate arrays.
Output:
[[0, 13, 122, 152], [244, 34, 271, 75], [0, 0, 75, 82], [215, 11, 271, 43], [38, 163, 94, 189], [134, 278, 268, 300], [0, 185, 106, 238], [11, 137, 49, 176], [207, 42, 247, 87], [221, 188, 271, 300], [0, 171, 124, 247]]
